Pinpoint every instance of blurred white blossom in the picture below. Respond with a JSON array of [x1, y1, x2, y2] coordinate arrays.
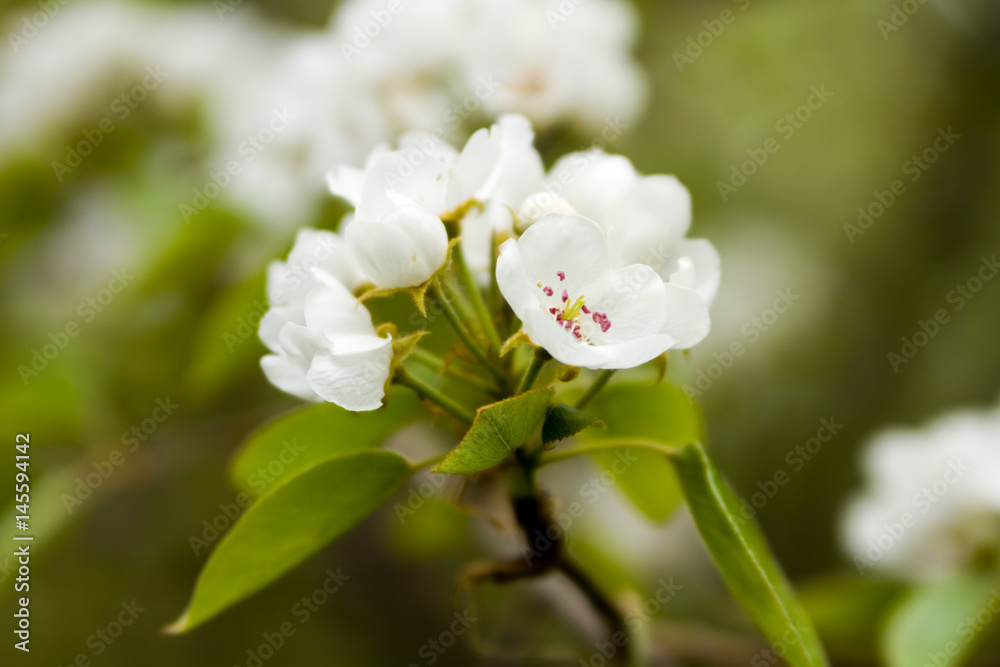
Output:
[[841, 400, 1000, 580]]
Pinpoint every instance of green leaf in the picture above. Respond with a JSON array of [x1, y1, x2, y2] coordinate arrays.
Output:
[[583, 382, 701, 521], [229, 388, 420, 495], [542, 404, 603, 447], [883, 573, 1000, 667], [169, 450, 411, 633], [434, 389, 554, 474], [670, 442, 829, 667]]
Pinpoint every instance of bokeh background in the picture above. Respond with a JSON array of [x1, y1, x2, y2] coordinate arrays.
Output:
[[2, 0, 999, 664]]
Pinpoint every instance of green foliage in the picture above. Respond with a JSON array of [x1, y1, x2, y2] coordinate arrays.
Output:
[[230, 388, 421, 495], [883, 573, 1000, 667], [434, 389, 554, 474], [170, 450, 412, 633], [797, 576, 907, 662], [582, 382, 701, 521], [541, 403, 603, 446], [670, 442, 829, 667]]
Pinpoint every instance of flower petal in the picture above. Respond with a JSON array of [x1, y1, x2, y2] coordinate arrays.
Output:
[[660, 282, 711, 349], [261, 354, 321, 402], [548, 150, 637, 224], [306, 335, 392, 411], [303, 282, 376, 338], [607, 174, 691, 242], [506, 213, 610, 297], [346, 205, 448, 289]]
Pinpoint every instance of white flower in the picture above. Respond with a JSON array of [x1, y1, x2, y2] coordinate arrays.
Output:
[[258, 229, 390, 411], [840, 401, 1000, 580], [546, 150, 721, 306], [496, 213, 710, 369], [327, 114, 535, 289]]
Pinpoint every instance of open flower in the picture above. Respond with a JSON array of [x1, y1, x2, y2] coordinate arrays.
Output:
[[544, 150, 720, 305], [327, 114, 533, 289], [496, 213, 709, 369], [260, 276, 392, 411], [258, 231, 391, 411], [258, 226, 366, 346]]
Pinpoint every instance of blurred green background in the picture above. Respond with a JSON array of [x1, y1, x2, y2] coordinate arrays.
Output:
[[2, 0, 999, 665]]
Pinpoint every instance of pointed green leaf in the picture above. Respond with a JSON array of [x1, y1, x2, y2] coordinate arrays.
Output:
[[434, 389, 554, 474], [170, 450, 411, 633], [883, 573, 1000, 667], [583, 382, 701, 521], [229, 388, 420, 495], [542, 403, 603, 447], [670, 442, 829, 667]]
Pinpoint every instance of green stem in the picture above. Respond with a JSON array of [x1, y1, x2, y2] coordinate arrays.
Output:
[[395, 367, 476, 424], [432, 279, 507, 385], [409, 347, 500, 394], [516, 348, 550, 394], [451, 237, 503, 353], [574, 369, 616, 409]]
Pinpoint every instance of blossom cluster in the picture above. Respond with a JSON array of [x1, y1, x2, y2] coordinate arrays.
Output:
[[261, 114, 719, 410], [841, 399, 1000, 580], [0, 0, 644, 227]]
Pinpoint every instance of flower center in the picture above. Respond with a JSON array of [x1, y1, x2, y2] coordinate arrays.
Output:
[[536, 270, 611, 341]]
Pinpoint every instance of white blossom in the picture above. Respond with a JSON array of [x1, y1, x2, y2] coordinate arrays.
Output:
[[496, 213, 710, 369], [259, 229, 390, 411], [544, 150, 721, 306], [841, 400, 1000, 580]]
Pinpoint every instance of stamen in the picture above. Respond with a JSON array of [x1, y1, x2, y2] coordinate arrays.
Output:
[[561, 289, 569, 303], [557, 271, 566, 281], [542, 286, 553, 296], [581, 304, 591, 314]]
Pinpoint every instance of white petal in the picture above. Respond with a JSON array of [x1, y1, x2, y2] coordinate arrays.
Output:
[[592, 334, 678, 370], [446, 126, 502, 210], [261, 354, 321, 402], [607, 174, 691, 241], [306, 335, 392, 411], [673, 238, 721, 306], [506, 213, 611, 297], [591, 264, 670, 341], [548, 150, 637, 224], [325, 165, 365, 206], [660, 283, 711, 349], [303, 282, 376, 338], [346, 206, 448, 289], [359, 151, 447, 221], [259, 308, 294, 353]]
